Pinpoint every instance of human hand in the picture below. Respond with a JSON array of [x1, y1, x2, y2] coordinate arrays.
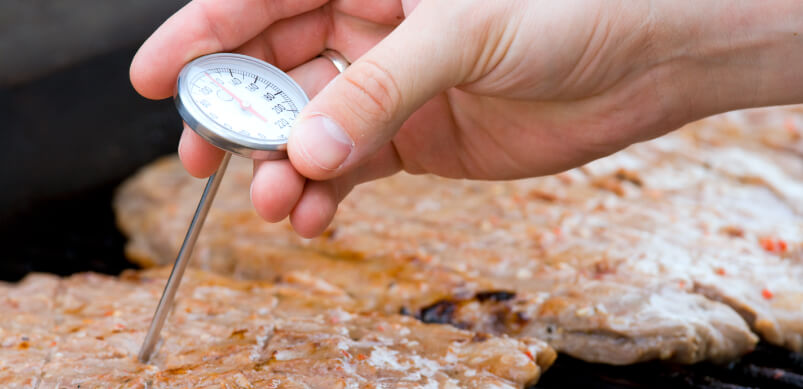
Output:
[[131, 0, 803, 237]]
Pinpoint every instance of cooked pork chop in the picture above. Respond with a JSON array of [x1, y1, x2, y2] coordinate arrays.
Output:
[[114, 106, 802, 364], [0, 269, 553, 388]]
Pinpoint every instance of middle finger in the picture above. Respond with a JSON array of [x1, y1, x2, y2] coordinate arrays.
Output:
[[249, 56, 342, 223]]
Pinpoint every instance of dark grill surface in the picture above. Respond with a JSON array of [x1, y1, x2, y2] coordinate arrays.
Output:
[[0, 182, 137, 282], [533, 343, 803, 389]]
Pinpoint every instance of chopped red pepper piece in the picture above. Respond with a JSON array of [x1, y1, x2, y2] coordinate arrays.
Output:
[[715, 267, 726, 276], [760, 237, 776, 252], [356, 354, 368, 361], [759, 237, 788, 253], [762, 289, 774, 300], [340, 350, 351, 358], [524, 349, 534, 361]]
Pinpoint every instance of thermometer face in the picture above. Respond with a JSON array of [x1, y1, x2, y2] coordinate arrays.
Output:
[[175, 53, 309, 159]]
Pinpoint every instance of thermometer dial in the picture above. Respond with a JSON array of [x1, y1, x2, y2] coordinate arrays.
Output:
[[175, 53, 309, 160]]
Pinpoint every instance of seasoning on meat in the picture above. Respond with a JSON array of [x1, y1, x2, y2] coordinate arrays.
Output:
[[0, 269, 555, 388]]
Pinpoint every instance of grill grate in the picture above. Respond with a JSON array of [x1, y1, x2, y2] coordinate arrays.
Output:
[[533, 343, 803, 389]]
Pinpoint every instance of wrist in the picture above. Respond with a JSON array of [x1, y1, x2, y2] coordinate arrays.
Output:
[[651, 0, 803, 119]]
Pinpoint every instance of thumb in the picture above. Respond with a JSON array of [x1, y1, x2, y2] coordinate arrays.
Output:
[[288, 1, 465, 180]]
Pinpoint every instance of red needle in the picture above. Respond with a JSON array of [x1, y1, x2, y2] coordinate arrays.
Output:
[[204, 72, 268, 122]]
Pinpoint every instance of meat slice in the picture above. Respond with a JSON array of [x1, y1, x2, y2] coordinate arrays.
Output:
[[114, 106, 802, 363], [415, 283, 759, 365], [113, 157, 759, 365], [4, 269, 553, 388], [0, 274, 61, 388], [220, 244, 757, 365]]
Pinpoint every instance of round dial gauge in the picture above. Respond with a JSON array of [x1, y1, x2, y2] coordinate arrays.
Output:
[[175, 53, 309, 160]]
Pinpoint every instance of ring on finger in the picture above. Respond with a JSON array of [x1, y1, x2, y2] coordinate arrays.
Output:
[[319, 49, 350, 74]]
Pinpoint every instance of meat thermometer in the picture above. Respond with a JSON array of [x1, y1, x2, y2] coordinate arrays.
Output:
[[138, 51, 348, 362]]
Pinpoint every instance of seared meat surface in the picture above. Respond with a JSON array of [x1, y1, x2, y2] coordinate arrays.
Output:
[[115, 106, 803, 364], [0, 269, 554, 388]]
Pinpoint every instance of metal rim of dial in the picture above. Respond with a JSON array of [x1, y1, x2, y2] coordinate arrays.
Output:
[[175, 53, 309, 160]]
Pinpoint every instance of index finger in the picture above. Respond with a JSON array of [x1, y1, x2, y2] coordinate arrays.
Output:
[[130, 0, 328, 100]]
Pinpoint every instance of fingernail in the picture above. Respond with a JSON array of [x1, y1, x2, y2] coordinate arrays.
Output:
[[293, 115, 353, 171]]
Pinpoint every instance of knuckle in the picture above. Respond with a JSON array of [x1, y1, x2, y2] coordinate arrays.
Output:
[[340, 59, 403, 127]]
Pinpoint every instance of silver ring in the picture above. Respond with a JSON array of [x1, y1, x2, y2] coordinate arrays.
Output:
[[320, 49, 350, 73]]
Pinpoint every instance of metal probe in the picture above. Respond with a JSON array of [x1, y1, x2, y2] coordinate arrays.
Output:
[[138, 152, 231, 363]]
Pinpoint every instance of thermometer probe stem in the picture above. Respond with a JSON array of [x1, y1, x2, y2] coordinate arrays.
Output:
[[136, 50, 348, 364], [138, 152, 232, 363]]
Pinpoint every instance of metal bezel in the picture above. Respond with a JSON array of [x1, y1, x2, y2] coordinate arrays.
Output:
[[174, 53, 309, 160]]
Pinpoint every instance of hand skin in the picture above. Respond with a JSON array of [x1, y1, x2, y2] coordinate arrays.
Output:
[[130, 0, 803, 237]]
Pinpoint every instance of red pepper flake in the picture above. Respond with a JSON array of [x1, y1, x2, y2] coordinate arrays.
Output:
[[715, 267, 726, 276], [760, 237, 774, 252], [760, 237, 789, 253], [356, 353, 368, 361], [524, 349, 534, 361], [677, 281, 686, 289], [328, 316, 340, 324], [103, 310, 114, 317], [376, 324, 385, 332], [50, 341, 57, 347], [340, 350, 351, 359], [114, 323, 126, 330], [553, 227, 562, 237], [762, 288, 774, 300]]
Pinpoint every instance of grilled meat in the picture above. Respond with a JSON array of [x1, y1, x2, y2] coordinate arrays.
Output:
[[114, 106, 803, 364], [0, 269, 554, 388]]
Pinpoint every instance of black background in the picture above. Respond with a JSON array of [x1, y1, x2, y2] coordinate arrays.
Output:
[[0, 46, 178, 281]]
